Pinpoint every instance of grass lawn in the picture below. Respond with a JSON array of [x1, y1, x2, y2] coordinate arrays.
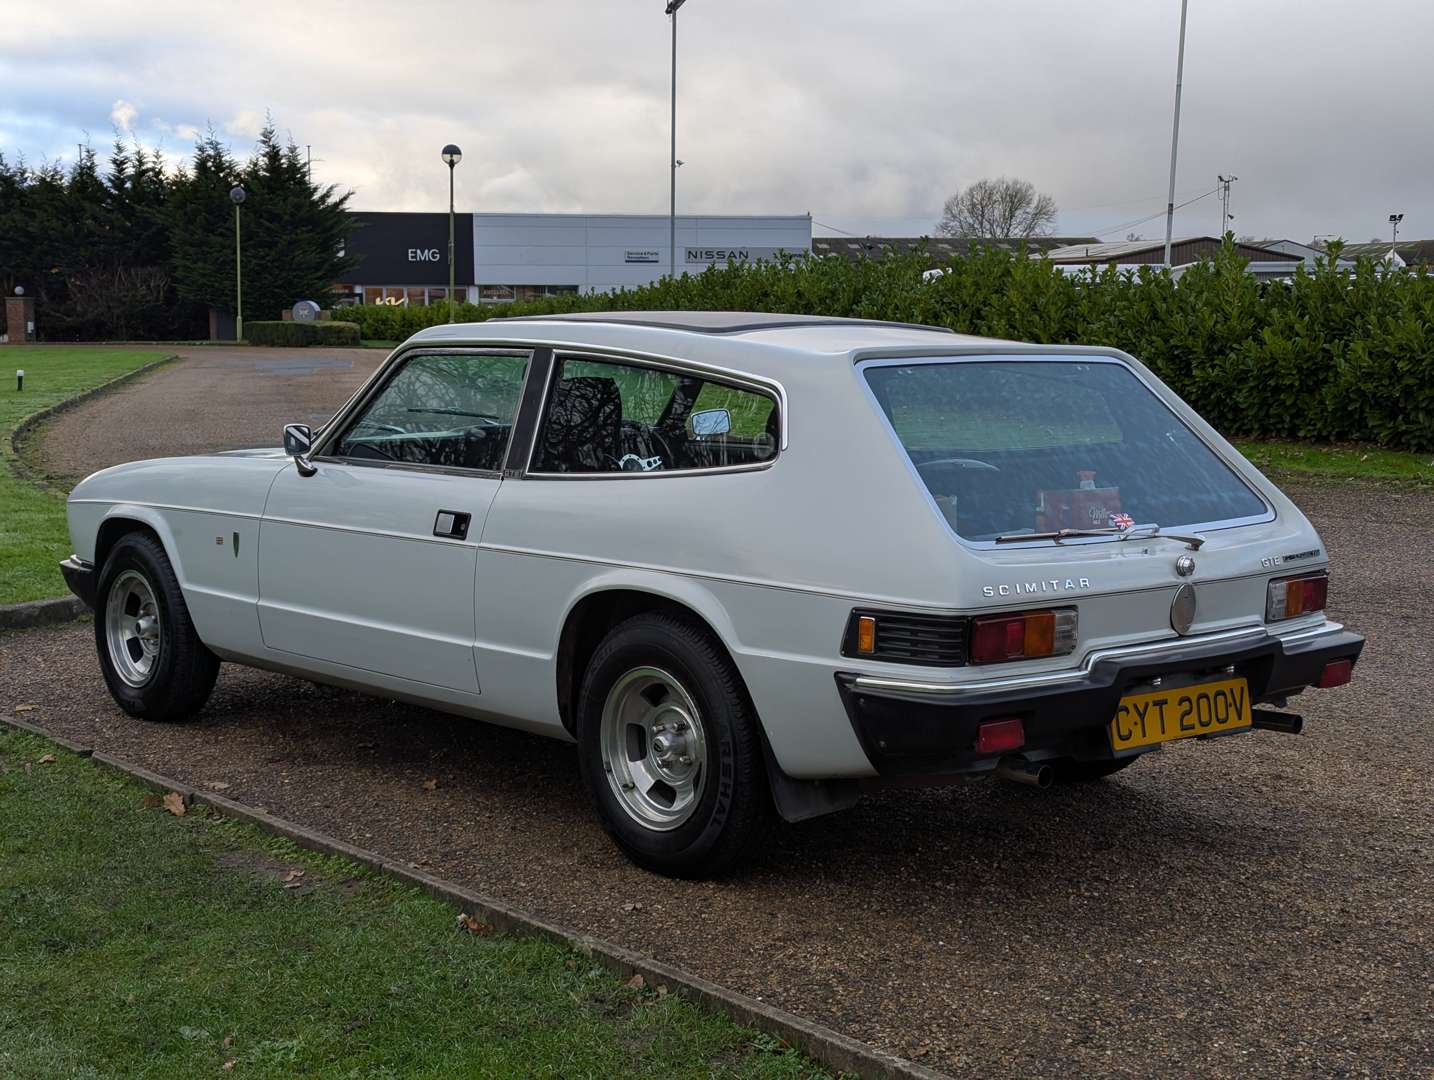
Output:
[[1233, 439, 1434, 485], [0, 347, 171, 606], [0, 728, 828, 1079]]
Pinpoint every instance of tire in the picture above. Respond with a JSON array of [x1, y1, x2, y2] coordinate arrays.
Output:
[[94, 531, 219, 722], [576, 612, 769, 878], [1051, 756, 1139, 784]]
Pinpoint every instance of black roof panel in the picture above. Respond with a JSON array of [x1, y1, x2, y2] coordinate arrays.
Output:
[[491, 310, 954, 335]]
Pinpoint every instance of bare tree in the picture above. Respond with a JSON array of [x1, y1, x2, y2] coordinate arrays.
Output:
[[936, 177, 1058, 239]]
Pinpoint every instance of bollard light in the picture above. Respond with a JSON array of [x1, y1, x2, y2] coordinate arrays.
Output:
[[16, 369, 22, 392]]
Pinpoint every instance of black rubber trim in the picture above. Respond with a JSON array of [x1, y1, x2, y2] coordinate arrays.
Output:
[[503, 346, 554, 478], [836, 628, 1365, 776], [59, 556, 97, 610]]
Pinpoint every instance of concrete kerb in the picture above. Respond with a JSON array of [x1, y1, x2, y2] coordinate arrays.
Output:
[[0, 353, 178, 630], [0, 713, 951, 1080]]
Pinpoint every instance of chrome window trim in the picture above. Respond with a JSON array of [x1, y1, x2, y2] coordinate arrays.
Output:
[[854, 353, 1277, 551], [850, 619, 1345, 698], [523, 348, 783, 480], [311, 346, 536, 478]]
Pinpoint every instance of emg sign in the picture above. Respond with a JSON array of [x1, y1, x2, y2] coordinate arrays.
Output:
[[345, 212, 474, 286]]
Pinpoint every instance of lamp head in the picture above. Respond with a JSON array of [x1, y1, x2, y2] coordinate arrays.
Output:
[[229, 185, 246, 205], [441, 144, 463, 167]]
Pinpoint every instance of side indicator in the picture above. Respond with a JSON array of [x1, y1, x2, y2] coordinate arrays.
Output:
[[855, 615, 876, 655]]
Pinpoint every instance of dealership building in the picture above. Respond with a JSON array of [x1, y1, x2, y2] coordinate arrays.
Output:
[[336, 211, 812, 305]]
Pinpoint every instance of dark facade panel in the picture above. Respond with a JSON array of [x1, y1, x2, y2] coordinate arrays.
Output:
[[344, 211, 474, 285]]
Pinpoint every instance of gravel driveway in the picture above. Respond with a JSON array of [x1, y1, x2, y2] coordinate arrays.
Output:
[[5, 353, 1431, 1076]]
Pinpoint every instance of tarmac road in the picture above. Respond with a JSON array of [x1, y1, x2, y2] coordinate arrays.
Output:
[[5, 349, 1430, 1076]]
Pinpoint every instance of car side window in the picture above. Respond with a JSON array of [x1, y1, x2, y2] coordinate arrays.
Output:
[[532, 355, 778, 474], [334, 351, 528, 472]]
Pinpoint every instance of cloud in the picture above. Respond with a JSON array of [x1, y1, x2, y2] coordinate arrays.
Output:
[[4, 0, 1433, 243], [109, 99, 138, 132]]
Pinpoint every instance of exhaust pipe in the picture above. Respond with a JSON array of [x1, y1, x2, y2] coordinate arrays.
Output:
[[994, 757, 1053, 788], [1251, 709, 1304, 735]]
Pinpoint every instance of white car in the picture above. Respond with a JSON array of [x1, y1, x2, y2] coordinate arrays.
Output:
[[61, 312, 1365, 876]]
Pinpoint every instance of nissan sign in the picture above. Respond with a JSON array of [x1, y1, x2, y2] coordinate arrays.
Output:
[[685, 246, 792, 265]]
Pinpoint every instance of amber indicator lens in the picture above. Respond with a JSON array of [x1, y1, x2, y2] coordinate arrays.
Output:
[[855, 615, 877, 654]]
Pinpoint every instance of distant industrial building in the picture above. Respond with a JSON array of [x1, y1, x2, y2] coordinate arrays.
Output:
[[336, 211, 811, 305], [1037, 236, 1304, 280]]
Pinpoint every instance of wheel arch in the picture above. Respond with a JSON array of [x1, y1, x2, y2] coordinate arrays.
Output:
[[94, 507, 183, 582], [553, 576, 742, 739]]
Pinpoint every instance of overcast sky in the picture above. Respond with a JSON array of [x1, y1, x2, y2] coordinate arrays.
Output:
[[2, 1, 1428, 243]]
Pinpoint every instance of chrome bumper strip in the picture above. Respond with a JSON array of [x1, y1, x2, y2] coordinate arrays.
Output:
[[850, 620, 1345, 698]]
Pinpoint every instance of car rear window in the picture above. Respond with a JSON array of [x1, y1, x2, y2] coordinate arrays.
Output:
[[863, 359, 1268, 541]]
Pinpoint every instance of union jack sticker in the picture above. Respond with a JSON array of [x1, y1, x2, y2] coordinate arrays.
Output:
[[1108, 512, 1134, 530]]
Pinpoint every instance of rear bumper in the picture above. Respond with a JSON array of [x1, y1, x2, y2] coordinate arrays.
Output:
[[836, 620, 1365, 776], [59, 556, 97, 610]]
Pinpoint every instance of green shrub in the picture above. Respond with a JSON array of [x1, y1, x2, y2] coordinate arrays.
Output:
[[334, 243, 1434, 451], [245, 320, 360, 347]]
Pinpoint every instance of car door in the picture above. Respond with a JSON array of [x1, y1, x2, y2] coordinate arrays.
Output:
[[257, 347, 533, 693]]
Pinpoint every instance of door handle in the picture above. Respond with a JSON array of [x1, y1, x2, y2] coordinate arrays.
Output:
[[433, 509, 471, 540]]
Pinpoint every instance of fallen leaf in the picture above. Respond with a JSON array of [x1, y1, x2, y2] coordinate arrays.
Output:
[[421, 778, 439, 792], [223, 1034, 233, 1048], [223, 1060, 236, 1072], [36, 754, 56, 765], [456, 913, 491, 935], [162, 792, 186, 817], [282, 868, 305, 883], [205, 781, 231, 792], [626, 974, 645, 990], [657, 985, 669, 998], [283, 881, 303, 890], [141, 793, 163, 809], [14, 704, 37, 713]]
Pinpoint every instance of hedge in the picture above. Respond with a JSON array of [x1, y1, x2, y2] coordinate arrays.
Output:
[[245, 320, 361, 347], [334, 242, 1434, 451]]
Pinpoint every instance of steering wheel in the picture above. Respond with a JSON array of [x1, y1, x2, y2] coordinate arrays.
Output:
[[916, 457, 1001, 474], [617, 422, 675, 471]]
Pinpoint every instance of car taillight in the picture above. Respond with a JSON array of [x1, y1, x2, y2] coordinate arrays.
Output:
[[1266, 571, 1329, 622], [969, 608, 1078, 664]]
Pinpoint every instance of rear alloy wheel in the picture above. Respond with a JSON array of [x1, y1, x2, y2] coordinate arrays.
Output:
[[577, 613, 769, 877], [95, 532, 219, 721], [1051, 756, 1139, 784]]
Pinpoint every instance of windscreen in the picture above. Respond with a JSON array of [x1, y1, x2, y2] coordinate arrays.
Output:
[[864, 360, 1268, 541]]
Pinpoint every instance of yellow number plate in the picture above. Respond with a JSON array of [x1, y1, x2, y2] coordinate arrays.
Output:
[[1110, 676, 1252, 751]]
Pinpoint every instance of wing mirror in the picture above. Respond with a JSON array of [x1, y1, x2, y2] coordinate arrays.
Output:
[[283, 423, 318, 477], [690, 408, 731, 437]]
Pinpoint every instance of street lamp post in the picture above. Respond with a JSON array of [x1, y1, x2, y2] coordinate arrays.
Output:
[[442, 144, 463, 323], [665, 0, 688, 281], [1162, 0, 1190, 268], [230, 185, 246, 341]]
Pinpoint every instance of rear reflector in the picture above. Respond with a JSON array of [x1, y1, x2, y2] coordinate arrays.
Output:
[[1317, 659, 1352, 688], [1267, 571, 1329, 621], [970, 608, 1077, 664], [976, 717, 1025, 755]]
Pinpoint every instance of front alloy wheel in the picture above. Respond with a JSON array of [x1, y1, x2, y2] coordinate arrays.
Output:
[[105, 569, 163, 687]]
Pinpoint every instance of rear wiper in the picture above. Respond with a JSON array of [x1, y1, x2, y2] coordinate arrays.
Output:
[[994, 523, 1205, 550]]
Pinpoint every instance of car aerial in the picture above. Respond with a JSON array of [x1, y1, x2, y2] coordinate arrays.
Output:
[[60, 311, 1365, 876]]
